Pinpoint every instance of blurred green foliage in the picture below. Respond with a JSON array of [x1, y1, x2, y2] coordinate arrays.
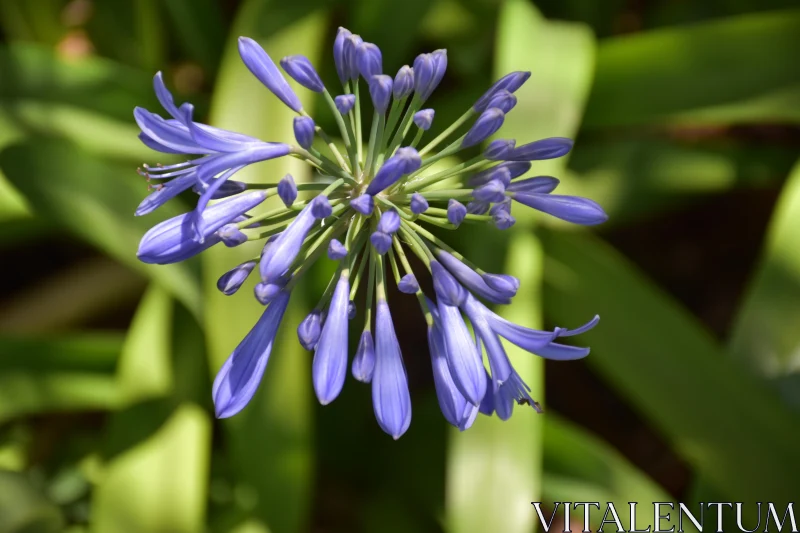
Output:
[[0, 0, 798, 531]]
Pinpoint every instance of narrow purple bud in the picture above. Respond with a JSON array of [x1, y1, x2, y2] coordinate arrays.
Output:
[[435, 250, 510, 305], [489, 199, 511, 216], [377, 209, 400, 234], [506, 176, 560, 194], [365, 147, 421, 196], [428, 323, 478, 430], [192, 179, 248, 201], [369, 75, 393, 114], [447, 199, 467, 227], [213, 291, 290, 418], [334, 94, 355, 115], [297, 310, 322, 351], [506, 137, 573, 161], [217, 260, 256, 295], [436, 300, 486, 406], [413, 54, 434, 100], [413, 109, 434, 131], [280, 55, 324, 92], [373, 301, 412, 439], [277, 174, 298, 207], [259, 196, 328, 283], [484, 139, 515, 160], [410, 192, 429, 214], [370, 231, 392, 255], [293, 116, 315, 149], [512, 193, 608, 225], [352, 330, 376, 383], [482, 273, 518, 297], [311, 195, 332, 218], [350, 194, 374, 215], [485, 90, 517, 113], [348, 301, 356, 320], [472, 179, 506, 203], [462, 108, 505, 148], [430, 260, 466, 307], [398, 274, 419, 294], [356, 42, 383, 79], [473, 71, 531, 112], [493, 211, 516, 230], [313, 275, 350, 404], [393, 65, 414, 99], [467, 201, 490, 215], [254, 280, 285, 305], [344, 34, 364, 81], [219, 223, 248, 247], [468, 162, 529, 186], [334, 27, 352, 85], [328, 238, 347, 260], [238, 37, 302, 112]]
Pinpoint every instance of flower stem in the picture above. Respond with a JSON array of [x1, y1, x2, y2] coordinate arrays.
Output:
[[418, 108, 475, 156]]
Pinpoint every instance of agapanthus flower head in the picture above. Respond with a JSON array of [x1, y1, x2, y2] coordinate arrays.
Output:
[[133, 30, 606, 439]]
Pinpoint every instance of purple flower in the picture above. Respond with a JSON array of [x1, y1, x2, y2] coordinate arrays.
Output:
[[372, 301, 411, 439], [511, 193, 608, 225], [213, 290, 291, 418], [357, 42, 383, 79], [259, 196, 329, 283], [133, 28, 605, 438], [334, 94, 355, 115], [350, 194, 374, 215], [238, 37, 302, 112], [293, 116, 315, 150], [473, 71, 531, 112], [280, 55, 324, 92], [369, 75, 393, 114], [428, 321, 478, 430], [393, 65, 414, 99], [328, 238, 347, 260], [297, 310, 322, 351], [413, 109, 434, 131], [277, 174, 298, 207], [352, 330, 376, 383], [410, 192, 429, 214], [447, 199, 467, 227], [217, 260, 256, 295], [462, 108, 505, 148], [138, 191, 267, 264], [365, 147, 420, 195], [313, 275, 350, 404]]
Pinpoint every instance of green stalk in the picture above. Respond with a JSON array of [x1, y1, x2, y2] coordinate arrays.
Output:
[[418, 108, 476, 156]]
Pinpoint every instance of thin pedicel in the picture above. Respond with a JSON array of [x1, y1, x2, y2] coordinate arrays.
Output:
[[133, 29, 608, 439]]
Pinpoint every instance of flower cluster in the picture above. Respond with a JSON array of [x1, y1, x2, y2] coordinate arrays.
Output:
[[134, 28, 607, 439]]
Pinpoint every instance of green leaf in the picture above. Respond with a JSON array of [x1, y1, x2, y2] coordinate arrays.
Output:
[[564, 137, 797, 222], [0, 139, 202, 316], [583, 9, 800, 127], [0, 470, 63, 533], [162, 0, 226, 73], [203, 5, 326, 533], [0, 334, 122, 373], [540, 228, 800, 501], [542, 415, 670, 529], [92, 286, 210, 533], [729, 157, 800, 410], [91, 403, 211, 533], [446, 2, 595, 532]]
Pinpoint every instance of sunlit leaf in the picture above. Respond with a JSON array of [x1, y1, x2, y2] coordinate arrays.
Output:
[[583, 9, 800, 127], [541, 228, 800, 501], [0, 139, 202, 316], [729, 157, 800, 410]]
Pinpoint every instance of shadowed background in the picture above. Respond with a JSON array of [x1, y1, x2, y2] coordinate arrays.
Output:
[[0, 0, 799, 531]]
